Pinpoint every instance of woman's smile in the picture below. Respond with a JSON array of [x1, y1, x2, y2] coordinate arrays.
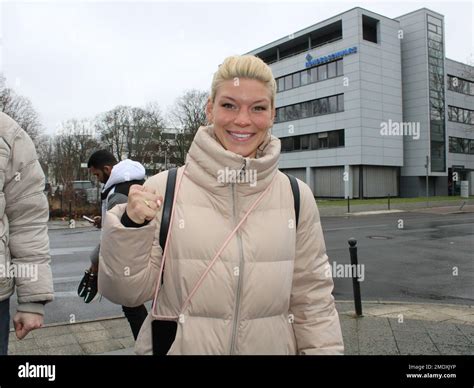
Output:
[[226, 130, 256, 142]]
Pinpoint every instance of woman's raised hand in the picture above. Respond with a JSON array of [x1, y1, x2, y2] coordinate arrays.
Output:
[[126, 184, 163, 224]]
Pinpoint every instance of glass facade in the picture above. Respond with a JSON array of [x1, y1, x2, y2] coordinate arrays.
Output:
[[275, 94, 344, 123], [449, 136, 474, 154], [276, 59, 343, 93], [447, 75, 474, 96], [281, 129, 344, 152], [427, 14, 446, 172], [448, 105, 474, 125]]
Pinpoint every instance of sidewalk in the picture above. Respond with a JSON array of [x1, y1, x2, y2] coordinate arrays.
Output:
[[46, 200, 474, 230], [318, 201, 474, 217], [48, 219, 92, 230], [7, 301, 474, 355]]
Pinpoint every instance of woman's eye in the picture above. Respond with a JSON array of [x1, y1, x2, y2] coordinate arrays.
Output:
[[222, 103, 235, 109], [253, 106, 267, 111]]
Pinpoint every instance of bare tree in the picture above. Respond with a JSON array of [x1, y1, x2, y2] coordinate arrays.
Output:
[[128, 106, 165, 166], [95, 104, 166, 171], [36, 134, 55, 183], [167, 89, 209, 165], [52, 119, 100, 186], [95, 106, 129, 161], [0, 74, 43, 144]]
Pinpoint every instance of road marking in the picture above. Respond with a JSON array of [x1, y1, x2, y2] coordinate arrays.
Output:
[[50, 246, 96, 256], [53, 276, 83, 284], [325, 224, 389, 231], [53, 291, 80, 298], [438, 223, 474, 228]]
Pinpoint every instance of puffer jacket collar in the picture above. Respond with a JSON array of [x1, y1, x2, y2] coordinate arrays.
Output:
[[185, 125, 281, 195]]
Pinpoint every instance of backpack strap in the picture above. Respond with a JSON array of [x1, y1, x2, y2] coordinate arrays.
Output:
[[159, 168, 178, 251], [284, 173, 300, 228]]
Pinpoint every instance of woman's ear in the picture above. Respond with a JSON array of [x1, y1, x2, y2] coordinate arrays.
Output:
[[205, 98, 214, 124]]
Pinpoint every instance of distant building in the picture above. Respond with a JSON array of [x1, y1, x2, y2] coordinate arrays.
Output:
[[247, 7, 474, 197]]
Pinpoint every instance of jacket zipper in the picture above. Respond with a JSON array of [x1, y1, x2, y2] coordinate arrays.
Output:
[[229, 161, 246, 354]]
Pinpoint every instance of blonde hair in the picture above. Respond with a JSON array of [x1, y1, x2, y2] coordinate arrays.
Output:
[[210, 55, 277, 108]]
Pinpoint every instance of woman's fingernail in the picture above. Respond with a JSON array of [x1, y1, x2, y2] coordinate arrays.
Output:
[[157, 199, 162, 207]]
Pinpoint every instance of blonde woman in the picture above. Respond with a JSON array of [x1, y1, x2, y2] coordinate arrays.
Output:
[[99, 55, 344, 355]]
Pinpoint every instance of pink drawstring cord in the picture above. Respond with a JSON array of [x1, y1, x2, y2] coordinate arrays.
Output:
[[152, 168, 277, 321]]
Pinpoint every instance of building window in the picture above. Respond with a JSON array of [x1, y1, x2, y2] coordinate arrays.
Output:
[[448, 75, 474, 96], [318, 64, 327, 81], [301, 101, 311, 118], [310, 20, 343, 49], [338, 129, 345, 146], [286, 105, 297, 121], [312, 100, 322, 116], [293, 136, 301, 150], [276, 108, 284, 122], [362, 15, 379, 43], [327, 61, 337, 78], [319, 97, 328, 114], [301, 135, 309, 150], [429, 56, 443, 67], [427, 14, 446, 173], [301, 70, 309, 86], [336, 59, 343, 76], [277, 78, 284, 92], [311, 67, 318, 83], [275, 94, 344, 123], [275, 59, 343, 93], [449, 137, 457, 153], [427, 15, 442, 26], [293, 73, 300, 88], [281, 129, 344, 153], [328, 95, 338, 113], [448, 105, 474, 125], [449, 136, 474, 154], [328, 131, 339, 147], [337, 94, 344, 111], [318, 132, 328, 149], [281, 137, 293, 152]]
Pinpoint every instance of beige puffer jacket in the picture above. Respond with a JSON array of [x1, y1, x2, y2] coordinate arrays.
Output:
[[99, 125, 344, 355], [0, 112, 54, 315]]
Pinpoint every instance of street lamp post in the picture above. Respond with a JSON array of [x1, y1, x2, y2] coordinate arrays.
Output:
[[425, 155, 430, 207]]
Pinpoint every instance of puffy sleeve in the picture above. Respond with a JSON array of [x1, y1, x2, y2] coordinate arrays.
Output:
[[98, 172, 167, 307], [289, 180, 344, 355]]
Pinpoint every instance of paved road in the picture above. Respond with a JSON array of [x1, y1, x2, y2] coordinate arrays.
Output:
[[324, 211, 473, 305], [10, 227, 128, 326], [8, 211, 473, 326]]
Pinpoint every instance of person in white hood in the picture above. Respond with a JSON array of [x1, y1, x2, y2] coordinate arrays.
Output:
[[77, 150, 148, 340]]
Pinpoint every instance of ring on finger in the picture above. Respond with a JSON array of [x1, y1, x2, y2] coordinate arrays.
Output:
[[143, 199, 152, 208]]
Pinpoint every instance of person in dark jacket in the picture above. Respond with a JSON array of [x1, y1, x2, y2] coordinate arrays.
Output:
[[77, 150, 148, 340]]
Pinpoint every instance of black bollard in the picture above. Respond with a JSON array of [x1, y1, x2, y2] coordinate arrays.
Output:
[[388, 193, 391, 210], [348, 238, 363, 317], [347, 196, 350, 213], [69, 200, 72, 221]]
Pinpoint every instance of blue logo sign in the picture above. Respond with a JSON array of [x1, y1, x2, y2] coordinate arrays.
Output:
[[305, 46, 357, 68]]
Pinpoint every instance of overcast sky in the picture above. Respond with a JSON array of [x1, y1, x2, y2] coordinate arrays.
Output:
[[1, 0, 472, 135]]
